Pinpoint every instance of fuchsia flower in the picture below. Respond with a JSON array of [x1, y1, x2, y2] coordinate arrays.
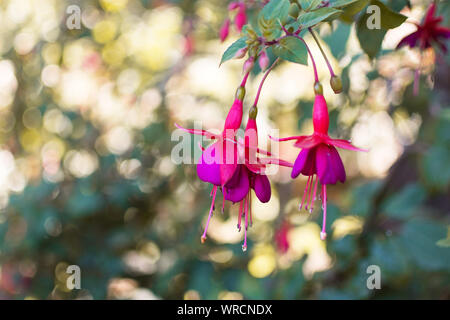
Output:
[[219, 19, 231, 42], [275, 221, 291, 254], [222, 114, 292, 251], [272, 95, 366, 240], [220, 2, 248, 42], [397, 2, 450, 95], [397, 3, 450, 53]]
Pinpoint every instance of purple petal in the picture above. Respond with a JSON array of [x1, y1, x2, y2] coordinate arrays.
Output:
[[329, 146, 346, 183], [316, 144, 345, 185], [291, 149, 309, 179], [253, 174, 271, 203], [197, 143, 221, 186], [396, 31, 420, 49], [224, 165, 249, 203]]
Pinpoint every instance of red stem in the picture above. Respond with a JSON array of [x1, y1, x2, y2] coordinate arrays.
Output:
[[252, 57, 280, 107]]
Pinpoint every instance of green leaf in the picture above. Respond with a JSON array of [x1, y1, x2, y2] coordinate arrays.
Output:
[[436, 237, 450, 248], [323, 22, 351, 59], [298, 0, 323, 11], [261, 0, 290, 21], [297, 7, 343, 28], [339, 0, 369, 23], [371, 0, 407, 29], [329, 0, 360, 8], [220, 37, 247, 65], [421, 144, 450, 188], [381, 183, 426, 219], [273, 36, 308, 65], [356, 11, 386, 59], [397, 219, 450, 271]]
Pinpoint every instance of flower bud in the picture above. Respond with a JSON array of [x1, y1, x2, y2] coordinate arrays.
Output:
[[235, 7, 247, 32], [219, 19, 230, 42], [288, 3, 300, 19], [258, 50, 269, 71], [228, 2, 239, 10], [330, 75, 342, 94], [234, 47, 248, 59], [243, 57, 254, 74], [235, 86, 246, 101], [249, 106, 258, 119], [314, 82, 323, 96]]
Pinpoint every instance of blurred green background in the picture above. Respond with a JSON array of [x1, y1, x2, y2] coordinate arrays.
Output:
[[0, 0, 449, 299]]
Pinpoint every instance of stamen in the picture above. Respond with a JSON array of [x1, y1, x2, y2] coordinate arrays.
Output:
[[307, 175, 315, 213], [320, 184, 327, 241], [299, 176, 311, 210], [310, 175, 319, 213], [201, 186, 217, 243], [242, 196, 249, 252], [237, 200, 243, 231], [249, 192, 253, 227]]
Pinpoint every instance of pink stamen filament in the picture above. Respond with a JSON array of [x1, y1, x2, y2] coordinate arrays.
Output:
[[306, 175, 314, 211], [237, 200, 243, 231], [320, 184, 327, 240], [312, 175, 319, 208], [307, 175, 316, 213], [202, 186, 218, 243], [243, 196, 249, 251], [300, 176, 311, 210], [249, 192, 253, 227]]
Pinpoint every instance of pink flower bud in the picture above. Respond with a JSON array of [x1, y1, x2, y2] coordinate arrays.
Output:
[[219, 19, 230, 42], [243, 57, 254, 74], [258, 50, 269, 71], [234, 47, 248, 59], [234, 6, 247, 32], [228, 2, 240, 10]]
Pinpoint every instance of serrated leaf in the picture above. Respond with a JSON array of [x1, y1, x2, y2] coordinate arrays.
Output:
[[273, 36, 308, 65], [297, 7, 343, 28], [371, 0, 407, 29], [262, 0, 290, 21], [220, 37, 247, 65]]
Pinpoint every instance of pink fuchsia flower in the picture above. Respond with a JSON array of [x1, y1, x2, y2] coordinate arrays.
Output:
[[397, 3, 450, 53], [219, 18, 231, 42], [223, 112, 293, 251], [272, 94, 366, 240], [275, 221, 291, 254], [175, 80, 251, 243], [234, 3, 247, 32], [396, 3, 450, 95]]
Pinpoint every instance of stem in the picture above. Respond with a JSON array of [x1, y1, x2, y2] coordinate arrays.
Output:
[[309, 28, 335, 77], [252, 57, 280, 107], [292, 34, 319, 83], [241, 71, 251, 87]]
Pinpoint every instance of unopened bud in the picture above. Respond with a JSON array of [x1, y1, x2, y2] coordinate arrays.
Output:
[[258, 50, 269, 71], [243, 57, 254, 74], [288, 3, 300, 19], [249, 106, 258, 119], [330, 75, 342, 94], [314, 82, 323, 96], [235, 86, 246, 101], [234, 47, 248, 59], [219, 19, 230, 42]]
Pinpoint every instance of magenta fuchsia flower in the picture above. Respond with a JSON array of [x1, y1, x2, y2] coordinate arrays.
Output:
[[222, 116, 292, 250], [397, 3, 450, 53], [272, 94, 366, 240], [219, 2, 247, 42], [396, 2, 450, 95], [219, 19, 230, 42]]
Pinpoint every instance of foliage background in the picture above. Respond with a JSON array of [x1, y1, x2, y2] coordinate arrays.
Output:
[[0, 0, 448, 299]]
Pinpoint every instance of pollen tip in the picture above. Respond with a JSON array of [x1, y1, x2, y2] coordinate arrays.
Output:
[[242, 244, 247, 252], [309, 207, 313, 214], [201, 235, 207, 243], [320, 232, 327, 241]]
